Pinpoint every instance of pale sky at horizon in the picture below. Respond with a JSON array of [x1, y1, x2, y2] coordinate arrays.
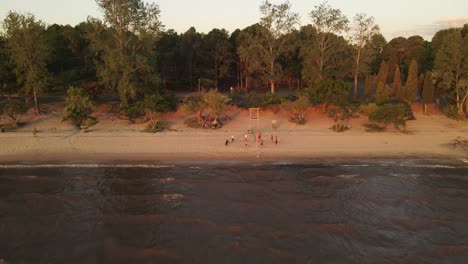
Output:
[[1, 0, 468, 40]]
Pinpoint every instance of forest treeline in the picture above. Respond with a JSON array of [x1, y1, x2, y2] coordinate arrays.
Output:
[[1, 0, 467, 118]]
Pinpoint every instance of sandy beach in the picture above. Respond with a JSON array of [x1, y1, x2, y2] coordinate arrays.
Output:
[[0, 102, 466, 164]]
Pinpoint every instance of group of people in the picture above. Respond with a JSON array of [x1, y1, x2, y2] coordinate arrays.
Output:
[[225, 129, 279, 147]]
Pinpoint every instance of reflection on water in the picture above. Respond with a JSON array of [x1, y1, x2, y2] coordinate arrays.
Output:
[[1, 163, 468, 264]]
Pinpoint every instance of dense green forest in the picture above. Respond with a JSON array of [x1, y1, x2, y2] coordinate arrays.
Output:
[[1, 0, 467, 120]]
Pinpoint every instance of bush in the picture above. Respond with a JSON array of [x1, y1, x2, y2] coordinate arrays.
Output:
[[304, 79, 351, 111], [443, 104, 462, 120], [63, 86, 95, 128], [368, 104, 407, 132], [229, 89, 262, 108], [359, 103, 378, 116], [0, 99, 28, 128], [327, 105, 358, 132], [281, 95, 309, 125], [122, 101, 145, 121], [144, 120, 171, 133], [262, 92, 282, 106], [143, 91, 177, 113], [83, 117, 98, 128]]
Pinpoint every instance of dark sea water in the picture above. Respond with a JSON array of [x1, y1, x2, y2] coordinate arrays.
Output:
[[1, 160, 468, 264]]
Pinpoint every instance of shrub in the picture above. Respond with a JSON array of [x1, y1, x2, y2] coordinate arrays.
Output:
[[368, 104, 407, 132], [204, 90, 228, 120], [144, 120, 171, 133], [375, 82, 391, 105], [443, 104, 462, 120], [63, 86, 95, 128], [359, 103, 378, 116], [143, 91, 177, 113], [262, 92, 282, 106], [122, 101, 145, 121], [281, 95, 309, 125], [229, 89, 262, 108], [0, 99, 28, 128], [327, 105, 358, 132], [304, 79, 351, 111]]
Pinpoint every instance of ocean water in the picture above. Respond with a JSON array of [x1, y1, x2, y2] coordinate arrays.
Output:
[[0, 161, 468, 264]]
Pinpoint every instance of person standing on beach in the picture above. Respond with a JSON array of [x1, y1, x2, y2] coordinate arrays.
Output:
[[225, 139, 229, 146], [270, 135, 274, 143], [275, 136, 278, 145], [244, 134, 248, 146], [231, 135, 235, 143]]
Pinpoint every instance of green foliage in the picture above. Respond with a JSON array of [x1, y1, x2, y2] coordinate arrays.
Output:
[[422, 71, 434, 104], [350, 13, 380, 98], [326, 104, 358, 132], [359, 103, 378, 115], [363, 75, 373, 102], [143, 91, 177, 113], [368, 104, 407, 132], [90, 0, 163, 105], [260, 0, 300, 93], [376, 61, 388, 85], [83, 117, 98, 128], [307, 2, 349, 81], [262, 92, 283, 106], [229, 89, 262, 108], [63, 86, 95, 128], [183, 92, 206, 116], [122, 101, 145, 121], [203, 90, 228, 119], [392, 65, 402, 98], [0, 99, 28, 128], [2, 11, 50, 113], [375, 82, 390, 104], [281, 95, 309, 124], [443, 104, 463, 120], [434, 30, 468, 115], [305, 79, 351, 109], [401, 60, 419, 104]]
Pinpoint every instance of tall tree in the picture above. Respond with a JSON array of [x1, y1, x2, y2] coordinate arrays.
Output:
[[401, 60, 418, 105], [205, 29, 234, 89], [308, 1, 349, 80], [376, 60, 388, 85], [155, 30, 182, 90], [300, 25, 352, 86], [392, 65, 402, 98], [91, 0, 163, 105], [350, 13, 379, 99], [236, 24, 268, 90], [0, 36, 16, 96], [434, 30, 468, 116], [2, 12, 49, 113], [422, 71, 434, 114], [258, 0, 299, 93], [179, 27, 204, 90]]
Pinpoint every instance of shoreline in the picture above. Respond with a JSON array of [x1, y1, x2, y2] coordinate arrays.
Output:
[[0, 106, 466, 165]]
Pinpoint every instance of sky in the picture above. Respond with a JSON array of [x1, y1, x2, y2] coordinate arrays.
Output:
[[1, 0, 468, 40]]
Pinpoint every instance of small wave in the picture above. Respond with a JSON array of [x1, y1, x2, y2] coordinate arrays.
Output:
[[339, 164, 460, 169], [0, 164, 175, 169], [337, 174, 360, 179], [389, 173, 420, 178]]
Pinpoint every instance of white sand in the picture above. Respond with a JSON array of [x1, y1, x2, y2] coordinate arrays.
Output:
[[0, 102, 466, 163]]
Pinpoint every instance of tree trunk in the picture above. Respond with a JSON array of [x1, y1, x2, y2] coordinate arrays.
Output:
[[33, 87, 40, 114], [423, 103, 427, 114], [270, 80, 275, 94], [354, 73, 358, 100]]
